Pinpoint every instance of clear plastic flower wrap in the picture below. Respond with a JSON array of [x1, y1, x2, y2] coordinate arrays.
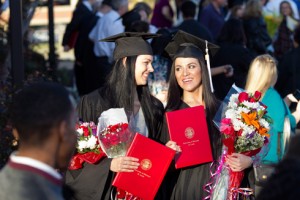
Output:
[[97, 108, 135, 158], [205, 85, 272, 200]]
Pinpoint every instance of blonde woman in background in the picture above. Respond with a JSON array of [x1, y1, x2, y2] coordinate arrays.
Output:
[[245, 54, 300, 164]]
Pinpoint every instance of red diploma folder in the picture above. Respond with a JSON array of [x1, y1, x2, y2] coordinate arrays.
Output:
[[112, 133, 175, 200], [166, 106, 213, 168]]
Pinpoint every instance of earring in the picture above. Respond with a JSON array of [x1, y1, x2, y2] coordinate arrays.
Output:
[[12, 138, 18, 146]]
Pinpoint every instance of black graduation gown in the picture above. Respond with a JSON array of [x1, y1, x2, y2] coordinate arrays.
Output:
[[211, 42, 255, 99], [65, 88, 164, 200], [159, 101, 222, 200]]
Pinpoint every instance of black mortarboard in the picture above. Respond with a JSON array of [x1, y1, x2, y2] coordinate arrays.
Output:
[[165, 30, 219, 92], [102, 0, 113, 7], [228, 0, 246, 9], [165, 30, 219, 60], [119, 10, 141, 31], [100, 32, 160, 60]]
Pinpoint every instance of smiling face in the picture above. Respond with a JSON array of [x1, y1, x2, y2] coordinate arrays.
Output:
[[174, 57, 202, 93], [280, 2, 292, 16], [135, 55, 154, 85]]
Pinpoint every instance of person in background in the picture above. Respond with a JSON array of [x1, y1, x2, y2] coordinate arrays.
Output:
[[273, 0, 299, 61], [225, 0, 246, 20], [134, 2, 158, 34], [212, 18, 254, 99], [275, 24, 300, 97], [242, 0, 272, 55], [62, 0, 99, 96], [257, 133, 300, 200], [263, 0, 299, 20], [245, 54, 300, 164], [89, 0, 128, 83], [0, 82, 77, 200], [118, 9, 141, 31], [65, 32, 164, 200], [199, 0, 227, 41], [151, 0, 174, 28], [175, 0, 213, 42], [244, 54, 300, 195]]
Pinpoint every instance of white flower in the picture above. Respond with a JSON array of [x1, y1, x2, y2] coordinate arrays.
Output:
[[237, 106, 250, 114], [242, 125, 256, 136], [228, 100, 238, 109], [82, 122, 89, 127], [229, 94, 239, 103], [87, 135, 98, 149], [242, 101, 260, 109], [78, 140, 88, 151], [259, 118, 270, 129], [225, 109, 236, 119], [77, 128, 84, 136], [232, 118, 245, 131]]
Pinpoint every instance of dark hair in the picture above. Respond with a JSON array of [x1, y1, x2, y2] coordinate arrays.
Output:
[[181, 1, 196, 18], [166, 55, 221, 157], [151, 28, 177, 56], [10, 82, 73, 146], [257, 158, 300, 200], [128, 20, 149, 33], [134, 2, 152, 17], [294, 24, 300, 44], [280, 1, 294, 17], [101, 56, 164, 137], [217, 18, 246, 45]]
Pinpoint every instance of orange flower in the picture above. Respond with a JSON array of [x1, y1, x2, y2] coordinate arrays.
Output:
[[258, 126, 270, 137], [241, 112, 260, 129]]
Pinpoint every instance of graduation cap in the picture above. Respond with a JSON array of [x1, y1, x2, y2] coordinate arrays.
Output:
[[228, 0, 246, 9], [100, 32, 160, 60], [118, 10, 141, 31], [165, 30, 219, 92], [102, 0, 113, 7]]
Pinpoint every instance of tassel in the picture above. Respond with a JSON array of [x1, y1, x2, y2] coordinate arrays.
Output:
[[205, 40, 214, 93]]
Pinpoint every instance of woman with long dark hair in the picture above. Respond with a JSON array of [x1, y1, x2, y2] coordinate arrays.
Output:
[[159, 30, 222, 199], [65, 32, 164, 200]]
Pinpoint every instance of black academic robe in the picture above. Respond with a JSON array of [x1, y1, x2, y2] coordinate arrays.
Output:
[[211, 42, 254, 99], [275, 47, 300, 98], [159, 101, 222, 200], [65, 88, 164, 200], [62, 2, 96, 96], [175, 19, 214, 42]]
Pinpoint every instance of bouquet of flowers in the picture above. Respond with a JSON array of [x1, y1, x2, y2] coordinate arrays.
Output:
[[209, 91, 271, 200], [97, 108, 137, 200], [68, 121, 105, 170], [97, 108, 135, 158]]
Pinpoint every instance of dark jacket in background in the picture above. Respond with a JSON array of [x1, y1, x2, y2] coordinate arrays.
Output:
[[175, 19, 214, 42], [212, 42, 254, 99], [243, 17, 272, 56], [275, 46, 300, 97]]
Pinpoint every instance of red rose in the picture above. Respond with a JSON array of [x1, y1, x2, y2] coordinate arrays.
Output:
[[109, 134, 120, 145], [249, 97, 256, 102], [253, 91, 262, 100], [238, 92, 249, 103], [100, 137, 111, 149], [81, 126, 89, 137]]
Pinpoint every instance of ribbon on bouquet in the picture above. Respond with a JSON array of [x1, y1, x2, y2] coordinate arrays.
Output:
[[230, 188, 254, 200], [203, 149, 228, 200]]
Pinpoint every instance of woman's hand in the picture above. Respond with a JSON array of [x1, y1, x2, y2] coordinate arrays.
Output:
[[226, 153, 253, 172], [292, 100, 300, 123], [166, 141, 181, 152], [110, 156, 140, 172]]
